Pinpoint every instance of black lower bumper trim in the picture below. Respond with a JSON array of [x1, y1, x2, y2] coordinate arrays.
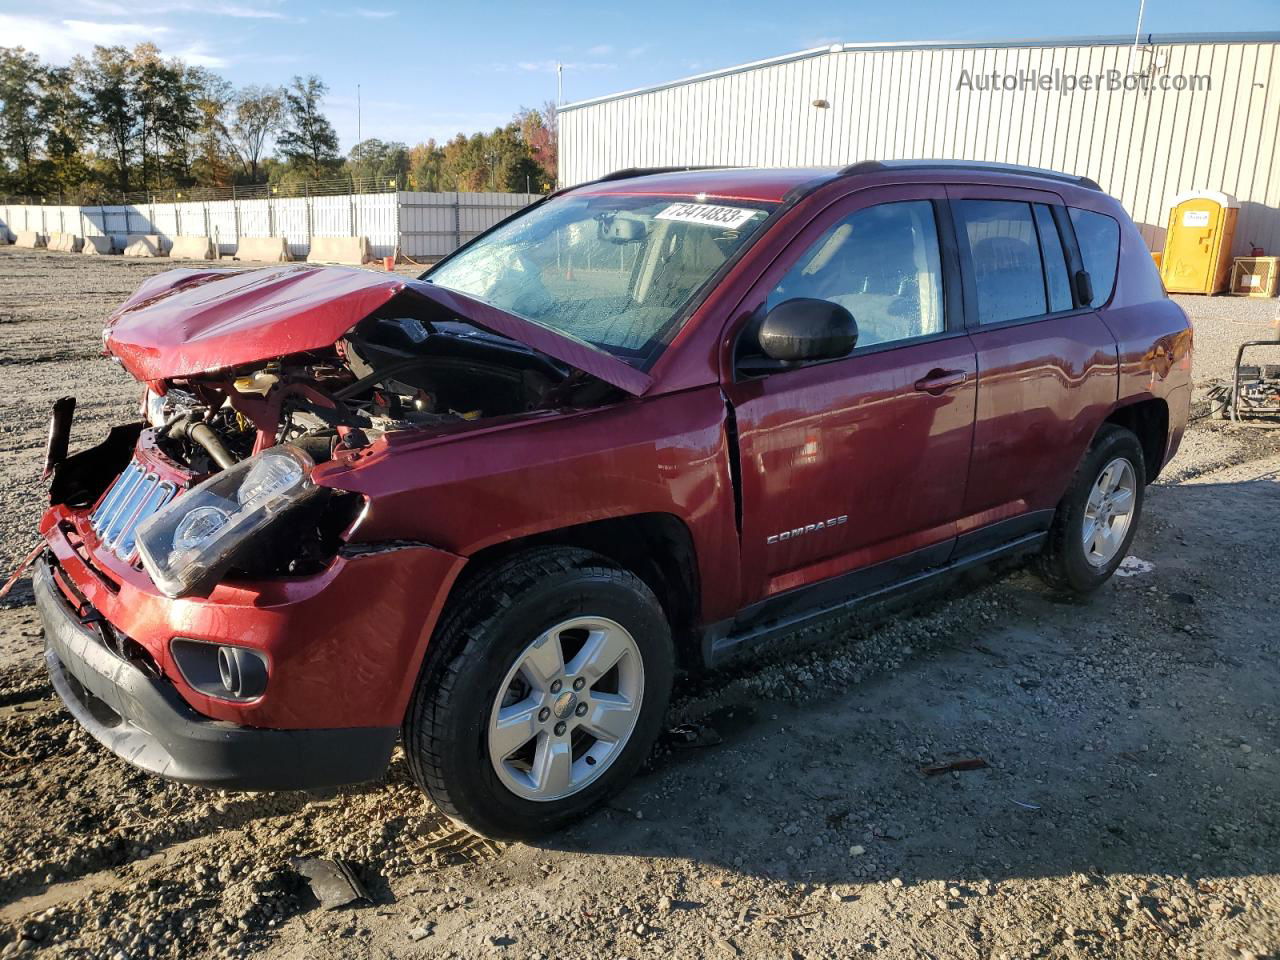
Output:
[[34, 556, 397, 790]]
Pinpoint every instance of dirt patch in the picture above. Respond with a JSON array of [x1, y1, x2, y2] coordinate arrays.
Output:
[[0, 247, 1276, 959]]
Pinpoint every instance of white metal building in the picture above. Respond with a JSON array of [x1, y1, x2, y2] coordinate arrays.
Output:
[[559, 33, 1280, 255]]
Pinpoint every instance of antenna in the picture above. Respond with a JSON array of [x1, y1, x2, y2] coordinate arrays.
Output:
[[556, 62, 563, 106], [357, 83, 362, 143], [1128, 0, 1149, 75]]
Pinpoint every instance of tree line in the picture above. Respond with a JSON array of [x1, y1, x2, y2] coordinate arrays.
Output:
[[0, 44, 557, 202]]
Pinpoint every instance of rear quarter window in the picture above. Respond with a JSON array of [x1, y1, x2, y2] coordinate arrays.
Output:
[[1068, 208, 1120, 306]]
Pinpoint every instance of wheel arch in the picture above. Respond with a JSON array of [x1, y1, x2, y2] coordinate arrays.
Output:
[[454, 513, 703, 670], [1103, 396, 1170, 482]]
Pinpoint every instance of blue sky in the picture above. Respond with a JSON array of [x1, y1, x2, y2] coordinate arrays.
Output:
[[2, 0, 1275, 151]]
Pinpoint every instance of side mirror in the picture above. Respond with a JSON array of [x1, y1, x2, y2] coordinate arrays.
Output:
[[758, 298, 858, 363], [1074, 269, 1094, 306]]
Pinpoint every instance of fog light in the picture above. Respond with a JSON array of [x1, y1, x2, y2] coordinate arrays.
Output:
[[171, 639, 269, 701]]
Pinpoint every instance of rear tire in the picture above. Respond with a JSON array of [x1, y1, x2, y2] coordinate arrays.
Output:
[[1035, 425, 1146, 593], [403, 547, 674, 840]]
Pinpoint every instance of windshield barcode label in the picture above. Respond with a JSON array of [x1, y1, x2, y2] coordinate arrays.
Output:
[[655, 203, 758, 230]]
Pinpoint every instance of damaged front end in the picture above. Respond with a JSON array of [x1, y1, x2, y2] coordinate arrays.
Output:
[[47, 266, 629, 601], [30, 265, 642, 786]]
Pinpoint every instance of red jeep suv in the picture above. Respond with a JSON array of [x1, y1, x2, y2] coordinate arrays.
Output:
[[34, 162, 1191, 838]]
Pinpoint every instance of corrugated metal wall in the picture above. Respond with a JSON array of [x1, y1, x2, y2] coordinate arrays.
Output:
[[399, 192, 539, 258], [559, 36, 1280, 256]]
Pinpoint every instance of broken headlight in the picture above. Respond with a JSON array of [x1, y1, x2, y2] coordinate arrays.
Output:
[[135, 445, 322, 598]]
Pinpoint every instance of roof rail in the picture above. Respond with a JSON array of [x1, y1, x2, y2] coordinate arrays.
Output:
[[839, 159, 1102, 191], [592, 165, 739, 183]]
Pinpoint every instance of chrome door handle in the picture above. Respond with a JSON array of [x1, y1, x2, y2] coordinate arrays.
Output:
[[913, 369, 968, 394]]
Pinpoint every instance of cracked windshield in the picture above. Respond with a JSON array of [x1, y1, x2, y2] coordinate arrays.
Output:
[[425, 194, 776, 365]]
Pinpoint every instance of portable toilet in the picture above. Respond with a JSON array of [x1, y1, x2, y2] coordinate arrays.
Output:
[[1160, 190, 1238, 294]]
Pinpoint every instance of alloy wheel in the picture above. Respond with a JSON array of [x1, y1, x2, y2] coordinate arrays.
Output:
[[487, 617, 644, 802], [1081, 456, 1137, 568]]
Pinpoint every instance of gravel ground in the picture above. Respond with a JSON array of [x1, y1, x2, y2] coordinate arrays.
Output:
[[0, 246, 1277, 960]]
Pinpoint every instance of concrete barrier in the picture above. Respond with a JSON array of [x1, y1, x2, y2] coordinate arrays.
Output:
[[123, 234, 167, 258], [307, 235, 371, 265], [83, 236, 114, 255], [235, 236, 291, 263], [47, 233, 84, 254], [15, 231, 46, 249], [169, 235, 217, 260]]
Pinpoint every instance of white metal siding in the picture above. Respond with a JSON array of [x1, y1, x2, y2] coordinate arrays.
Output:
[[559, 38, 1280, 256]]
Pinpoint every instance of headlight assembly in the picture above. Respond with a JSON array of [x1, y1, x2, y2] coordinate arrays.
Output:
[[136, 445, 322, 598]]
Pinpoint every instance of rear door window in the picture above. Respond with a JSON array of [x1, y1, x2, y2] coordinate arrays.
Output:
[[1034, 204, 1073, 312], [1068, 208, 1120, 306], [954, 200, 1047, 324]]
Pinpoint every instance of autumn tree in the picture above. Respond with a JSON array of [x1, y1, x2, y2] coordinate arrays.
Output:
[[277, 75, 340, 180], [515, 102, 557, 188], [74, 46, 137, 193], [190, 71, 235, 188], [229, 85, 284, 184], [346, 138, 409, 185], [407, 139, 445, 191], [40, 66, 90, 197], [0, 47, 46, 195]]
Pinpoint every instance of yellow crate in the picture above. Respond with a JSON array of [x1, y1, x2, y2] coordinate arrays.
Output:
[[1229, 257, 1279, 298]]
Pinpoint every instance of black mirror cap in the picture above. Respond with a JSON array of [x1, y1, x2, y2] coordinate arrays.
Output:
[[758, 297, 858, 362], [1075, 269, 1095, 307]]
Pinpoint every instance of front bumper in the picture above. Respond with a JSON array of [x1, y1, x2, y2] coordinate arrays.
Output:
[[36, 556, 397, 789]]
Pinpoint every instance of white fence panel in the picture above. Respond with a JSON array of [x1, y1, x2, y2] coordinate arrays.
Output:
[[150, 204, 180, 238], [309, 195, 352, 242], [273, 198, 310, 258], [176, 201, 209, 238], [397, 191, 537, 259], [398, 191, 458, 259], [2, 191, 538, 260], [206, 200, 238, 255], [353, 193, 398, 258], [237, 199, 272, 240]]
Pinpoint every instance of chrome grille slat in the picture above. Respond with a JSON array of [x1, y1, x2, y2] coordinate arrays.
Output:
[[95, 466, 148, 543], [118, 481, 175, 558], [89, 459, 182, 562], [102, 473, 157, 550], [90, 461, 142, 528]]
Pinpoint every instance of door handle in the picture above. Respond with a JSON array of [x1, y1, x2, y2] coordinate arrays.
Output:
[[914, 368, 968, 395]]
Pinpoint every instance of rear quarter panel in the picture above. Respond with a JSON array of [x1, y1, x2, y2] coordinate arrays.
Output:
[[1092, 196, 1193, 472]]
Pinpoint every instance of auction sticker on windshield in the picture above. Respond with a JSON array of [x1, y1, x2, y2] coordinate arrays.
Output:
[[655, 202, 759, 230]]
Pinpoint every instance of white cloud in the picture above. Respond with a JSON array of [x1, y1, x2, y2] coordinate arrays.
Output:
[[0, 12, 243, 69], [587, 44, 614, 56], [170, 44, 230, 68], [202, 4, 289, 19], [350, 7, 397, 17], [0, 14, 170, 61]]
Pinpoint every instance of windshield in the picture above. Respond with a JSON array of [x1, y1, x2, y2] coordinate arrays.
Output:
[[424, 193, 777, 367]]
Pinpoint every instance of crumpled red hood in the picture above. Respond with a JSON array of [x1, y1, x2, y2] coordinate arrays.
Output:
[[103, 264, 651, 395]]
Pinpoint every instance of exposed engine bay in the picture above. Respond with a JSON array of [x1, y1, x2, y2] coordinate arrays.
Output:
[[146, 302, 616, 476], [46, 288, 624, 595]]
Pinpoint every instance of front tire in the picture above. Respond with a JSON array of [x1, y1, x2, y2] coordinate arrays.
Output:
[[1036, 424, 1146, 593], [403, 547, 674, 840]]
